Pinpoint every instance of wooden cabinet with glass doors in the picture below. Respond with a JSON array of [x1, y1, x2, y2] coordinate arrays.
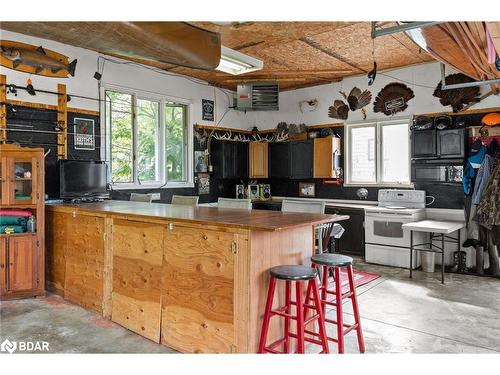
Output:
[[0, 144, 45, 300]]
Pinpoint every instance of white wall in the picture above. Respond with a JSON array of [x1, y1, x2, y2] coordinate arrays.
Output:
[[252, 63, 500, 129], [0, 29, 252, 130]]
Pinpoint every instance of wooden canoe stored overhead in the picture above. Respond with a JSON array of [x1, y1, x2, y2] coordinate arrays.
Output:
[[0, 22, 221, 70], [417, 22, 500, 91], [1, 21, 434, 91]]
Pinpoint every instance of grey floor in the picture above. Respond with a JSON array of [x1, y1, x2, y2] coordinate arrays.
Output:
[[1, 260, 499, 354]]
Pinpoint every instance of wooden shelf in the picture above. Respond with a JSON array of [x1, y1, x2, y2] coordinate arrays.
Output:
[[0, 232, 37, 238]]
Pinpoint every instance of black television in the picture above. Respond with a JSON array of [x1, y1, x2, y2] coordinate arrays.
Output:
[[59, 160, 109, 199]]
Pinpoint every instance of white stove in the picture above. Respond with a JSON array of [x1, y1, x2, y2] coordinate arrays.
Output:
[[365, 189, 426, 269]]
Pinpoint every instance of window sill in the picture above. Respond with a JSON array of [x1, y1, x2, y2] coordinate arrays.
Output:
[[111, 182, 194, 190], [344, 182, 414, 189]]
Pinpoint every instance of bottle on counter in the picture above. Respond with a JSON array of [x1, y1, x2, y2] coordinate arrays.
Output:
[[27, 215, 36, 233]]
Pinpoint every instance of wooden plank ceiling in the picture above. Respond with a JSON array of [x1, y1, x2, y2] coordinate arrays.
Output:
[[177, 22, 434, 90], [1, 21, 434, 91]]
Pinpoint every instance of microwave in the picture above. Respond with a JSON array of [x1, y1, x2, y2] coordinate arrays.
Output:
[[411, 161, 463, 183]]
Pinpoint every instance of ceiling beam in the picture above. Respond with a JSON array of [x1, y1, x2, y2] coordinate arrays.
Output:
[[299, 37, 367, 73]]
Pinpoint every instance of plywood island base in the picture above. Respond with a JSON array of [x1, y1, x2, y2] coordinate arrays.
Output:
[[45, 202, 347, 353]]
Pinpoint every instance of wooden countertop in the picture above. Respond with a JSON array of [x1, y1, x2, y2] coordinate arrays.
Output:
[[46, 200, 349, 232]]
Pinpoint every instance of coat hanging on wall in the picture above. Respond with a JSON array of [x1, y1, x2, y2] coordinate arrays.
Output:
[[373, 82, 414, 116], [433, 73, 481, 112], [328, 99, 349, 120]]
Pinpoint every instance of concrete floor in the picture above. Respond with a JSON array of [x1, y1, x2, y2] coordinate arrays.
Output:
[[1, 260, 500, 354]]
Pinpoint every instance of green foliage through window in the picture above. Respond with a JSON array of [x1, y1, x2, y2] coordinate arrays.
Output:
[[106, 90, 188, 186]]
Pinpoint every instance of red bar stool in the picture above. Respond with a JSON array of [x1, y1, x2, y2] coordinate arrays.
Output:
[[307, 253, 365, 354], [258, 265, 329, 354]]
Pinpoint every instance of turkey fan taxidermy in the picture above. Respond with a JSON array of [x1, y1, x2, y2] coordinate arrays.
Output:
[[328, 100, 349, 120], [373, 82, 414, 115], [347, 87, 372, 111], [433, 73, 481, 112]]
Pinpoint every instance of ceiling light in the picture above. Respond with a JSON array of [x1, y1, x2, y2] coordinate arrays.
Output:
[[216, 46, 263, 75]]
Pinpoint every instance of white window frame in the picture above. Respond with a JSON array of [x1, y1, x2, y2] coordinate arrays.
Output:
[[101, 84, 194, 189], [345, 118, 412, 188]]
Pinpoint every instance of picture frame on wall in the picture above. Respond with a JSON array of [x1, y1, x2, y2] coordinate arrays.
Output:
[[299, 182, 315, 197], [74, 118, 95, 150]]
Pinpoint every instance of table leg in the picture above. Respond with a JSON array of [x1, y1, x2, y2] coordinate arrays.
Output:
[[410, 230, 413, 278], [441, 234, 445, 284]]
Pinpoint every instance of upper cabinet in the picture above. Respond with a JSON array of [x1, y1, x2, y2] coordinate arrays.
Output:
[[0, 147, 41, 207], [290, 140, 313, 179], [211, 140, 248, 179], [313, 136, 341, 178], [437, 129, 465, 158], [249, 142, 268, 178], [411, 128, 464, 160], [269, 140, 313, 179], [269, 142, 291, 178]]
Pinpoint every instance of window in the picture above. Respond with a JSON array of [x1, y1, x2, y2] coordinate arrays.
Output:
[[105, 89, 192, 188], [346, 120, 410, 186]]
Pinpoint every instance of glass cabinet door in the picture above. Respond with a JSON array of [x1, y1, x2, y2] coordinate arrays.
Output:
[[0, 158, 7, 205], [9, 157, 37, 205]]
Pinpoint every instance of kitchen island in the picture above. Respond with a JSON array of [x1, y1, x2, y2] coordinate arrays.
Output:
[[45, 200, 348, 353]]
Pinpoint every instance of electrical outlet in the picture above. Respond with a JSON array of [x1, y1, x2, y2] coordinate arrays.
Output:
[[151, 193, 161, 201]]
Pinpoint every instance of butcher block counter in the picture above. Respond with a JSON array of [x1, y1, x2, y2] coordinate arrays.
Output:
[[45, 200, 348, 353]]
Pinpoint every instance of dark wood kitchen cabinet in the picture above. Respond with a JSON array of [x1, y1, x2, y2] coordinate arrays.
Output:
[[437, 129, 465, 158], [326, 206, 365, 256], [211, 140, 248, 179], [411, 130, 437, 159], [269, 140, 313, 179], [411, 128, 465, 159], [290, 140, 313, 179], [269, 142, 291, 178]]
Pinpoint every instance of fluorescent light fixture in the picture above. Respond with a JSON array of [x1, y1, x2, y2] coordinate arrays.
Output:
[[216, 46, 263, 75]]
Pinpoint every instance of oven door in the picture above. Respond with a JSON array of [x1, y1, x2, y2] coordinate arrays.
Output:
[[365, 211, 418, 248]]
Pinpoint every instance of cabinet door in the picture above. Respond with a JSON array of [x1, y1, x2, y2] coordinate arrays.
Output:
[[162, 225, 235, 353], [269, 142, 291, 178], [411, 130, 436, 159], [64, 214, 105, 313], [327, 207, 365, 256], [0, 237, 6, 295], [235, 142, 249, 178], [112, 219, 164, 343], [7, 235, 37, 292], [0, 157, 8, 205], [437, 129, 464, 158], [314, 137, 340, 178], [290, 140, 313, 179], [249, 142, 268, 178], [9, 156, 38, 205]]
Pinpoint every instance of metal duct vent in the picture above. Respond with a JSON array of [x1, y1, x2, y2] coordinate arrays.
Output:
[[235, 82, 279, 111]]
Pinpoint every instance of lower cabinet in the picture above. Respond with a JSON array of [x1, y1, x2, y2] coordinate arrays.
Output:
[[111, 219, 164, 343], [64, 214, 105, 314], [326, 206, 365, 256], [0, 234, 39, 298], [162, 225, 235, 353]]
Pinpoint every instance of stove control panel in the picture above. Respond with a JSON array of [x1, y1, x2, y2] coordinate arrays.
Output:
[[378, 189, 426, 208]]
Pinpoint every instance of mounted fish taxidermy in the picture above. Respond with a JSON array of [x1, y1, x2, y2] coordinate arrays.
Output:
[[433, 73, 481, 112], [0, 40, 77, 78], [373, 82, 414, 116], [328, 99, 349, 120]]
